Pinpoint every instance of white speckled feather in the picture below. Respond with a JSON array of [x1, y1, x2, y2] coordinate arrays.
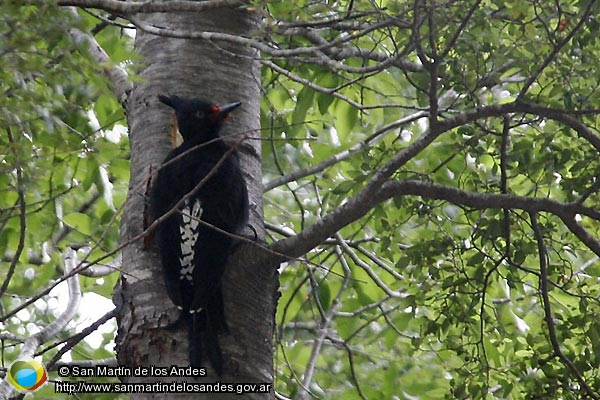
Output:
[[179, 199, 203, 282]]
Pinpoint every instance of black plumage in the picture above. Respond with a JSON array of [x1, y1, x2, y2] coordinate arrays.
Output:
[[150, 94, 248, 375]]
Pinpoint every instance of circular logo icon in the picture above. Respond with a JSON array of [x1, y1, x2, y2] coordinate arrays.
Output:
[[6, 356, 48, 393]]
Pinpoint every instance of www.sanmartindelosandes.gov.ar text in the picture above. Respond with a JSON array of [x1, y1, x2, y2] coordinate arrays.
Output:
[[54, 380, 272, 395]]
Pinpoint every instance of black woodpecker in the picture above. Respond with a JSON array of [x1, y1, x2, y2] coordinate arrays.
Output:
[[150, 94, 249, 375]]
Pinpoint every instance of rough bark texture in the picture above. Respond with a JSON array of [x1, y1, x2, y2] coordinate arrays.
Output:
[[116, 7, 275, 399]]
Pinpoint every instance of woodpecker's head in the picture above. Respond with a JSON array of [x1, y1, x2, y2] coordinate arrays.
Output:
[[158, 94, 241, 142]]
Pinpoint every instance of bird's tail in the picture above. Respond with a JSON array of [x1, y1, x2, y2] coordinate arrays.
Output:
[[188, 285, 228, 375]]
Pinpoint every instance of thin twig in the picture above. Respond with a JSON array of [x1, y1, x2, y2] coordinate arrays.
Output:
[[517, 0, 597, 99], [0, 128, 27, 299], [295, 239, 351, 400], [43, 308, 117, 371], [530, 212, 599, 399], [0, 248, 82, 398], [263, 109, 427, 192]]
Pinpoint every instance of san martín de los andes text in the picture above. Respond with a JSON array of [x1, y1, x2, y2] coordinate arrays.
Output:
[[58, 365, 207, 378]]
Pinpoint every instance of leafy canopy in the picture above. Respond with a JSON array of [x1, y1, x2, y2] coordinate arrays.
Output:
[[1, 0, 600, 399]]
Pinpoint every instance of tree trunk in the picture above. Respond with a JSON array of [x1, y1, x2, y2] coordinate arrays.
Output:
[[116, 7, 275, 399]]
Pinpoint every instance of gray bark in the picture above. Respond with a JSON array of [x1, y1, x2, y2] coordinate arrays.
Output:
[[117, 7, 276, 399]]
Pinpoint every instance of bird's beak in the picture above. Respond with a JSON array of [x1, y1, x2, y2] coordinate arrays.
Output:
[[218, 102, 242, 117]]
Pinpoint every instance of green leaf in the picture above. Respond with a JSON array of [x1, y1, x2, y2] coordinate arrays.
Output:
[[82, 157, 100, 191], [317, 92, 335, 115], [315, 73, 338, 114], [317, 281, 332, 312], [466, 252, 485, 266], [335, 100, 358, 137], [289, 86, 314, 136], [331, 180, 355, 194], [63, 212, 92, 235]]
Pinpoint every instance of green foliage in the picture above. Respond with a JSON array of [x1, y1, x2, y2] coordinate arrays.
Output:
[[0, 4, 129, 398], [263, 0, 600, 398]]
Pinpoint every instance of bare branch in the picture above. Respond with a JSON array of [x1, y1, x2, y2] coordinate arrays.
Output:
[[438, 101, 600, 151], [65, 7, 132, 105], [336, 234, 404, 298], [271, 175, 600, 262], [44, 308, 117, 371], [379, 180, 600, 220], [350, 244, 405, 282], [443, 102, 600, 147], [57, 0, 245, 14], [381, 180, 600, 257], [38, 248, 83, 343], [263, 109, 427, 192], [130, 17, 419, 76], [295, 240, 351, 400], [277, 21, 421, 72], [558, 216, 600, 258], [261, 60, 365, 108], [78, 252, 122, 277], [270, 100, 599, 261]]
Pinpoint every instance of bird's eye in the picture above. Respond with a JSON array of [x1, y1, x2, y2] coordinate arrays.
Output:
[[194, 110, 205, 119]]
